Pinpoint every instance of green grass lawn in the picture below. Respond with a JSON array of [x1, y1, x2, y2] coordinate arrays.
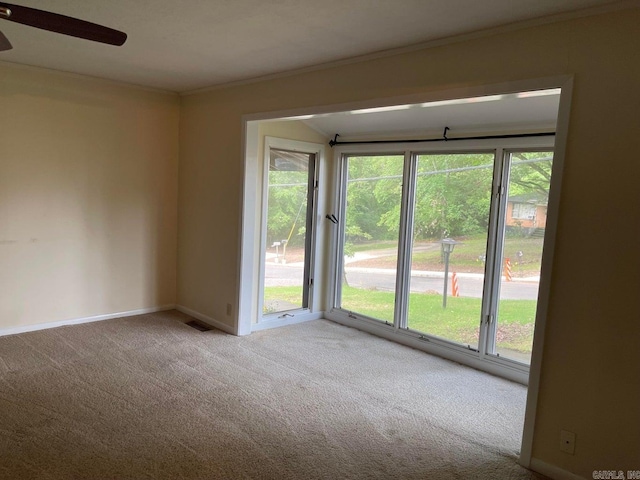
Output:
[[265, 285, 536, 353]]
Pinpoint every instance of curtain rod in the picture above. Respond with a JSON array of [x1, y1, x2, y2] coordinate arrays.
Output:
[[328, 128, 555, 147]]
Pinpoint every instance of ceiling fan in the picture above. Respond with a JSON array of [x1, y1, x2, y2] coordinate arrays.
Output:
[[0, 2, 126, 51]]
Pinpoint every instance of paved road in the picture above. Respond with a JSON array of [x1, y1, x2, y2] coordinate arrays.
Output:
[[264, 263, 539, 300]]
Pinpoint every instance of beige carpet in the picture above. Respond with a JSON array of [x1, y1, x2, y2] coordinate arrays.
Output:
[[0, 310, 546, 479]]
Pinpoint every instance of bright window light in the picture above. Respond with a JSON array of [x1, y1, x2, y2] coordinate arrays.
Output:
[[516, 88, 561, 98], [350, 104, 411, 115], [279, 114, 317, 121], [420, 95, 503, 108]]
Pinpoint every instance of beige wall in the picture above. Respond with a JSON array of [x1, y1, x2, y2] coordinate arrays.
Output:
[[179, 9, 640, 476], [0, 63, 180, 329]]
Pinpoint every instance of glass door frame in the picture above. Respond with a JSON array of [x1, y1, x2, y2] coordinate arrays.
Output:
[[256, 136, 326, 329], [327, 136, 556, 377]]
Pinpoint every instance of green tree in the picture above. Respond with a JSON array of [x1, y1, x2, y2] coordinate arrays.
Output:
[[345, 155, 404, 252], [378, 153, 494, 239], [343, 153, 495, 251], [509, 152, 553, 198], [266, 170, 308, 247], [266, 152, 551, 254]]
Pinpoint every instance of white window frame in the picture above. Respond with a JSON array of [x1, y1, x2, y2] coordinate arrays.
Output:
[[325, 137, 555, 382], [253, 136, 327, 331]]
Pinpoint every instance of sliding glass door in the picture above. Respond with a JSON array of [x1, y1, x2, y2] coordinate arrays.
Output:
[[333, 142, 555, 367]]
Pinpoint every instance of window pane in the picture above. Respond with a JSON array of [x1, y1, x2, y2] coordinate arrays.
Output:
[[493, 151, 553, 364], [406, 153, 494, 349], [263, 149, 312, 314], [340, 155, 404, 322]]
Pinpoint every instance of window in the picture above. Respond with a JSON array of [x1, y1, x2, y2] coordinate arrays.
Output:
[[327, 139, 555, 372], [512, 203, 536, 220], [262, 147, 316, 315], [254, 136, 326, 330], [241, 82, 569, 388]]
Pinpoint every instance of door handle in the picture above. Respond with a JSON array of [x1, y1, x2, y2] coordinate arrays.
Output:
[[325, 214, 338, 224]]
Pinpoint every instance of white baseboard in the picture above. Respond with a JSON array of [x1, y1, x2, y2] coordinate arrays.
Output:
[[175, 305, 236, 335], [530, 458, 586, 480], [0, 304, 176, 338]]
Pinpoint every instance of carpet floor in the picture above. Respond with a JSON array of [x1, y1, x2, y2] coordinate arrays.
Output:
[[0, 310, 547, 479]]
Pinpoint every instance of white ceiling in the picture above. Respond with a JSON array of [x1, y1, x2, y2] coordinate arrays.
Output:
[[0, 0, 629, 93], [298, 90, 561, 140]]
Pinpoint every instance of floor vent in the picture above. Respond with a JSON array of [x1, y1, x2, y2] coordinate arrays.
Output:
[[186, 320, 212, 332]]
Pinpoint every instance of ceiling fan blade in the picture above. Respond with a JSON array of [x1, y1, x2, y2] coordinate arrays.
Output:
[[0, 29, 11, 50], [0, 2, 126, 46]]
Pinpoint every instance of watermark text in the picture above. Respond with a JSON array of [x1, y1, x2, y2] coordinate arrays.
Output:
[[593, 471, 640, 480]]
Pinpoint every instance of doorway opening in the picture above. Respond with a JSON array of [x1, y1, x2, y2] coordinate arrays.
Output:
[[240, 77, 573, 468]]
